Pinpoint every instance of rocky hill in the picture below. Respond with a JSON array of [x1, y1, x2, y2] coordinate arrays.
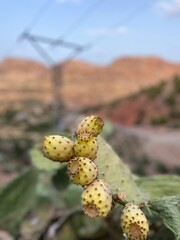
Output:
[[82, 75, 180, 128], [0, 56, 180, 109]]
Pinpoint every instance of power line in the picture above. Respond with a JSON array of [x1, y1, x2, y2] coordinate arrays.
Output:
[[21, 32, 89, 127], [56, 0, 154, 62], [50, 0, 155, 62], [4, 0, 52, 58], [54, 0, 154, 60], [6, 0, 153, 62], [24, 0, 53, 33], [88, 0, 154, 45], [5, 0, 104, 57], [63, 0, 107, 38], [51, 0, 107, 46]]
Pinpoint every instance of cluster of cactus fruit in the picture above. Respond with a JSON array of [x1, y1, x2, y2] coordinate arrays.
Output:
[[42, 116, 149, 240]]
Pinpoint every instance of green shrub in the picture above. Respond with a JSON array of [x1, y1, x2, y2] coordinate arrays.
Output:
[[150, 116, 168, 125], [135, 118, 143, 125], [165, 94, 176, 106], [144, 81, 166, 99], [173, 75, 180, 94], [135, 109, 145, 125], [173, 166, 180, 175], [26, 120, 52, 132], [156, 162, 169, 174], [169, 108, 180, 119], [172, 123, 180, 129], [2, 109, 17, 123]]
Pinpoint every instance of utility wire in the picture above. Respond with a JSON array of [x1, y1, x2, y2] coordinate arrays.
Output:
[[6, 0, 104, 57], [5, 0, 52, 57], [60, 0, 153, 62], [55, 0, 153, 62], [6, 0, 152, 62], [52, 0, 107, 46], [88, 0, 154, 45], [62, 0, 107, 38], [24, 0, 53, 33]]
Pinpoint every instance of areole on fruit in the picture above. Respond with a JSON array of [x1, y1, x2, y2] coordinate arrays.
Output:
[[74, 131, 98, 160], [43, 135, 75, 162], [76, 115, 104, 137], [120, 203, 149, 240], [67, 157, 98, 186], [81, 179, 112, 218]]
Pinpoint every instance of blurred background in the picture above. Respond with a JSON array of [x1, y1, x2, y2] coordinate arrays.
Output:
[[0, 0, 180, 239]]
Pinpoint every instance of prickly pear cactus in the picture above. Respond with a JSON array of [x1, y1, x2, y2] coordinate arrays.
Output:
[[96, 136, 147, 204], [39, 115, 180, 239]]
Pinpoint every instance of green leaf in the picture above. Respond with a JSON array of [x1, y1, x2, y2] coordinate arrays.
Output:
[[52, 167, 70, 191], [0, 169, 38, 234], [136, 175, 180, 200], [35, 172, 67, 208], [63, 184, 82, 208], [30, 147, 64, 171], [150, 196, 180, 240], [96, 136, 146, 204]]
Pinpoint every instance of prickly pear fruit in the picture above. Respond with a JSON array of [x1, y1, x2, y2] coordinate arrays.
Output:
[[74, 132, 98, 160], [120, 203, 149, 240], [43, 135, 75, 162], [81, 179, 112, 218], [67, 157, 98, 186], [76, 116, 104, 137]]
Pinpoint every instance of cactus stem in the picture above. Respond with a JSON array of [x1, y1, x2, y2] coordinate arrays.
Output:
[[113, 193, 128, 206]]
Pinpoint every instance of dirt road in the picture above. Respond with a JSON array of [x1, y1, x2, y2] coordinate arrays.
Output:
[[111, 125, 180, 170]]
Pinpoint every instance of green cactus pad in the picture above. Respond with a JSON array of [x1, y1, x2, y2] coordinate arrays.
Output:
[[96, 136, 147, 204], [150, 196, 180, 240], [0, 170, 38, 233], [136, 175, 180, 200]]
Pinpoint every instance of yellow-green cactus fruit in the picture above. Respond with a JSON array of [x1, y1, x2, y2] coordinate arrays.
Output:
[[81, 179, 112, 218], [43, 135, 75, 162], [120, 203, 149, 240], [76, 116, 104, 137], [74, 132, 98, 160], [67, 157, 98, 186]]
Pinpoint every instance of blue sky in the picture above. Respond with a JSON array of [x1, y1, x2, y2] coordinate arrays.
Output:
[[1, 0, 180, 65]]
